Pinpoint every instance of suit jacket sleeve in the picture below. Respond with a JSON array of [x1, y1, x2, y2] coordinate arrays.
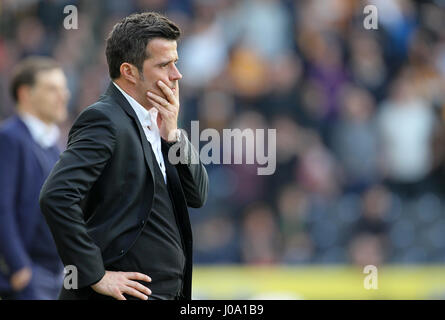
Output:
[[39, 107, 116, 288], [0, 132, 32, 276], [168, 132, 208, 208]]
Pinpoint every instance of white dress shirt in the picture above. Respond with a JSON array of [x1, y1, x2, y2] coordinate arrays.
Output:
[[113, 82, 167, 183], [20, 111, 60, 149]]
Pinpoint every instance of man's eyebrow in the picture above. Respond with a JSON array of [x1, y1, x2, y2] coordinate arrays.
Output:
[[156, 58, 179, 66]]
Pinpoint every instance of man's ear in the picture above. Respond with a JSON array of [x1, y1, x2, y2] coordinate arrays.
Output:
[[119, 63, 139, 84], [16, 85, 31, 104]]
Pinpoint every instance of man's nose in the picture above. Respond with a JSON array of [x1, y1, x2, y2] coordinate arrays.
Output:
[[170, 64, 183, 81]]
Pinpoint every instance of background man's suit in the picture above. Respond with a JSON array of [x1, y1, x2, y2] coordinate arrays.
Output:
[[39, 83, 208, 300], [0, 116, 63, 299]]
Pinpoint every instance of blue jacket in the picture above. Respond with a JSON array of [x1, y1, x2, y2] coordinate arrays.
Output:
[[0, 115, 63, 292]]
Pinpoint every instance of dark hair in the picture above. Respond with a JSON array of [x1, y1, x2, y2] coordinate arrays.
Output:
[[105, 12, 181, 79], [10, 56, 61, 102]]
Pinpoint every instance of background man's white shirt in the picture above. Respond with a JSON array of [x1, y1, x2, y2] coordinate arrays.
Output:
[[20, 111, 60, 149]]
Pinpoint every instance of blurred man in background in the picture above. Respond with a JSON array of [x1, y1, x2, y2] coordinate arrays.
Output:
[[0, 56, 69, 299]]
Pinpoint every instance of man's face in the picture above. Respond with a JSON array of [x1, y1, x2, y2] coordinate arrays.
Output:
[[28, 68, 69, 124], [134, 38, 182, 108]]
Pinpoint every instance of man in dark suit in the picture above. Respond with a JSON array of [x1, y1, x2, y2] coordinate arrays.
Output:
[[39, 12, 208, 300], [0, 57, 69, 299]]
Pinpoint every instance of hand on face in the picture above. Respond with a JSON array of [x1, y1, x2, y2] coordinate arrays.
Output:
[[146, 80, 180, 142]]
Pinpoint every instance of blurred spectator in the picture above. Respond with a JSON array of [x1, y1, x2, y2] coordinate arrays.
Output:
[[277, 183, 314, 264], [349, 233, 385, 267], [224, 0, 293, 61], [15, 17, 49, 57], [240, 203, 281, 264], [260, 53, 304, 121], [197, 89, 235, 133], [331, 85, 379, 192], [355, 185, 391, 237], [297, 130, 339, 198], [178, 3, 228, 89], [347, 32, 388, 101], [268, 115, 299, 202], [228, 45, 269, 98], [370, 0, 417, 65], [0, 57, 69, 299], [228, 111, 269, 206], [377, 70, 436, 197], [304, 32, 349, 124], [193, 208, 240, 264], [348, 185, 391, 267]]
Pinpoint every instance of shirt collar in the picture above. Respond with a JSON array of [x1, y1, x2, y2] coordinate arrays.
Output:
[[113, 82, 158, 129], [19, 111, 60, 149]]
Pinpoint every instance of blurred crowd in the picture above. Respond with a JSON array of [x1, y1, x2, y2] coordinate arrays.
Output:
[[2, 0, 445, 268]]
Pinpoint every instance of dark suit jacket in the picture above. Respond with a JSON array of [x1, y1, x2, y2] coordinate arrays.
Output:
[[39, 83, 208, 300], [0, 116, 62, 293]]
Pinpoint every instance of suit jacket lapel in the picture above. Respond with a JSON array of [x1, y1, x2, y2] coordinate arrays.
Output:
[[105, 82, 155, 182]]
